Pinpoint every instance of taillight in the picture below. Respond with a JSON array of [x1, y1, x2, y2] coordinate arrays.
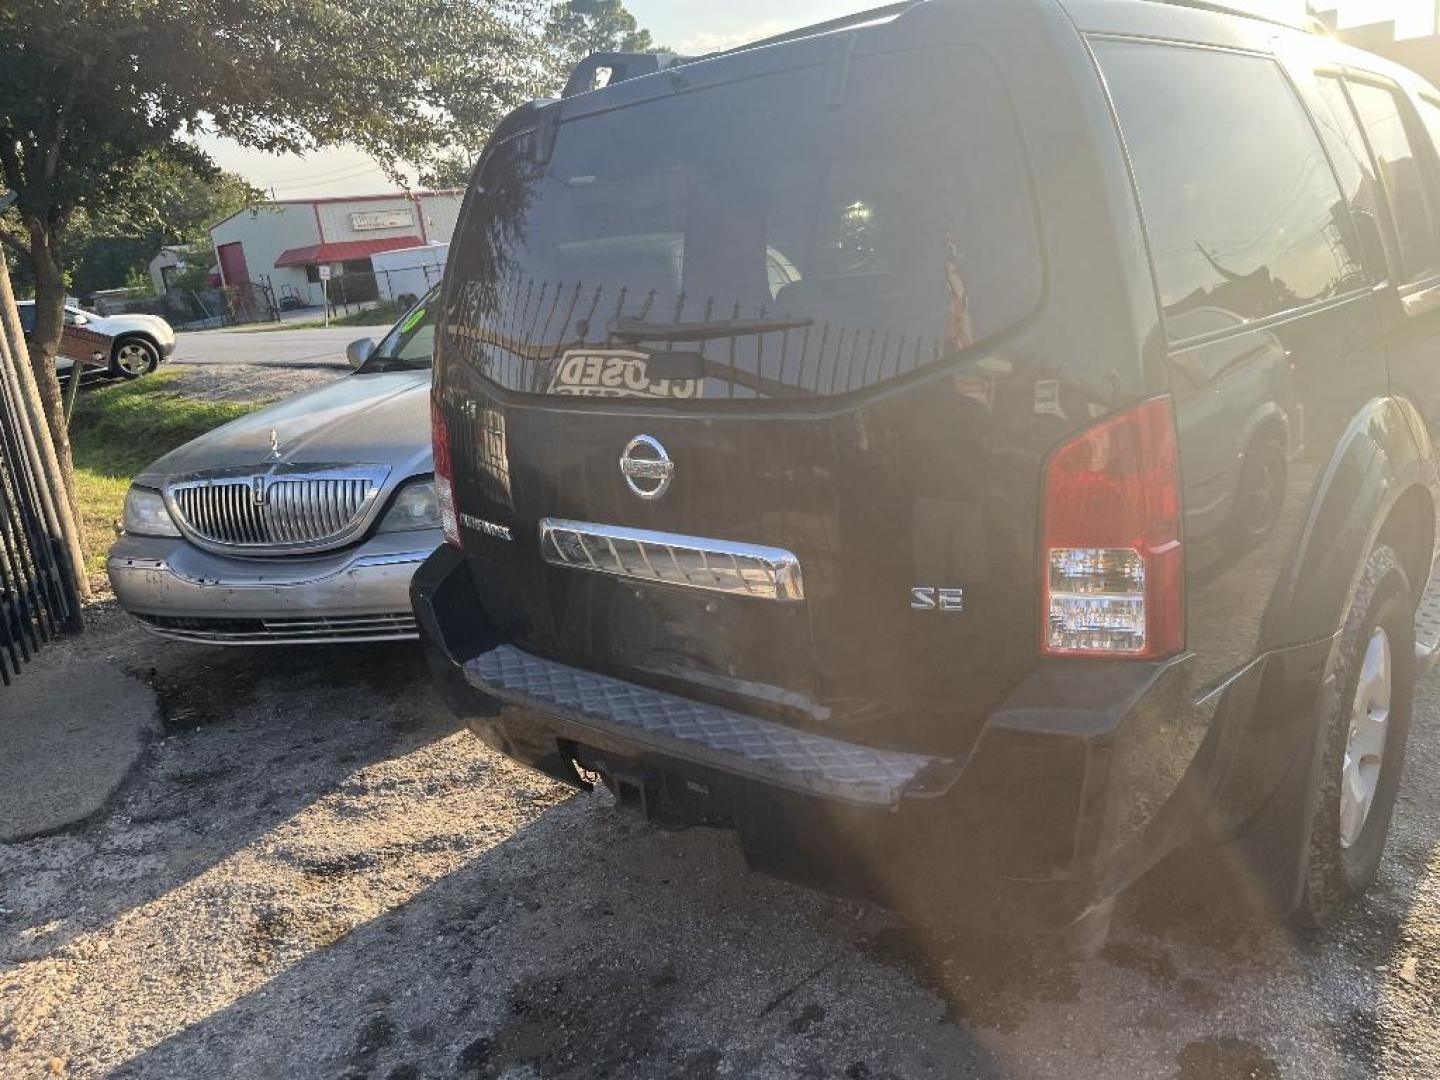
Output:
[[431, 400, 461, 549], [1041, 396, 1183, 659]]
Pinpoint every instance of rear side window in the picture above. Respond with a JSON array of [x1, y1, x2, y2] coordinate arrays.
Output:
[[1312, 76, 1387, 262], [1097, 42, 1362, 341], [442, 45, 1041, 401], [1346, 80, 1440, 284]]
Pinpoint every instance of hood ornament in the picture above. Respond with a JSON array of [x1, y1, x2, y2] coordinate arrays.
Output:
[[268, 429, 283, 461]]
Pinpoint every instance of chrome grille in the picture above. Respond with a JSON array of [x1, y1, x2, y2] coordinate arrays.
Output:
[[167, 465, 390, 553], [539, 519, 804, 601]]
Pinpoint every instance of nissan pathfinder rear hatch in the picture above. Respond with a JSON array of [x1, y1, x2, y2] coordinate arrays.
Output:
[[417, 0, 1440, 941]]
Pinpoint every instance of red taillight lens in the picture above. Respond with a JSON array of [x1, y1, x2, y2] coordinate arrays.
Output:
[[1041, 396, 1183, 659], [431, 400, 462, 549]]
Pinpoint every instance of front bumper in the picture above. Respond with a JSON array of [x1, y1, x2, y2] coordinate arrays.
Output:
[[411, 544, 1200, 933], [109, 527, 441, 645]]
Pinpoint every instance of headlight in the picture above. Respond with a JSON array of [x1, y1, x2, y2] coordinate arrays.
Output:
[[377, 478, 440, 534], [122, 486, 181, 537]]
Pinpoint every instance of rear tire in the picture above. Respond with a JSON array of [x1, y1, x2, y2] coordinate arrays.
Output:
[[111, 336, 159, 379], [1296, 544, 1414, 926]]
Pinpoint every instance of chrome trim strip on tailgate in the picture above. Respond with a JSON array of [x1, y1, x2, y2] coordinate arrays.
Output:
[[538, 519, 804, 601], [467, 645, 944, 806]]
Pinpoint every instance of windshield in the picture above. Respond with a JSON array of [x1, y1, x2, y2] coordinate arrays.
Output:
[[363, 288, 439, 372], [442, 44, 1040, 400]]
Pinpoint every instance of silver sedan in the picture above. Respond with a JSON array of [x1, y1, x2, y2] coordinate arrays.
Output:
[[108, 293, 442, 645]]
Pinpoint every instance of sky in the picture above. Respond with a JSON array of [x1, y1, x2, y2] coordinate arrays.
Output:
[[198, 0, 1439, 199]]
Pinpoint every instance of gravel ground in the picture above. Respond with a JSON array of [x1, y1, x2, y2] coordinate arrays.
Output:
[[9, 353, 1440, 1079], [168, 362, 350, 405], [2, 601, 1440, 1080]]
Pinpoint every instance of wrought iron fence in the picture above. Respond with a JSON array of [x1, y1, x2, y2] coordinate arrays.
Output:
[[101, 283, 280, 330], [0, 347, 78, 684]]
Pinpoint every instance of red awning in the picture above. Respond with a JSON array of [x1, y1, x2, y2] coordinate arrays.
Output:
[[273, 235, 423, 268]]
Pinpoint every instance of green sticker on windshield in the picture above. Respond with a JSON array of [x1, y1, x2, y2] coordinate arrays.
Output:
[[399, 306, 428, 334]]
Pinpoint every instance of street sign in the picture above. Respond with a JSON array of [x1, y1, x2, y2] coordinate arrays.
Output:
[[318, 265, 333, 281]]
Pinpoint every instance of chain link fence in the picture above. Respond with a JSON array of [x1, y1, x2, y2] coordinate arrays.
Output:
[[321, 264, 446, 321]]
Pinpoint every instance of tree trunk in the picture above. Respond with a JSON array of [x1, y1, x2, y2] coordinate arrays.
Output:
[[26, 220, 84, 531]]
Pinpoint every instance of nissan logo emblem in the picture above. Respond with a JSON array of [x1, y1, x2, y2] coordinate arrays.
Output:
[[619, 435, 674, 500]]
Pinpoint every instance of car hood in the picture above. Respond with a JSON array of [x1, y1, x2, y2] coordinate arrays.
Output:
[[134, 370, 434, 491]]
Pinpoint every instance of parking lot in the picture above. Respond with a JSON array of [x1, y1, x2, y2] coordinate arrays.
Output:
[[2, 589, 1440, 1079]]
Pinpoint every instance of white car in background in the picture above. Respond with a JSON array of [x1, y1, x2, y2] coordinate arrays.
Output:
[[17, 300, 176, 378]]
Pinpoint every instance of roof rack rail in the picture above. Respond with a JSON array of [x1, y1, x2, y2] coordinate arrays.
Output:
[[560, 4, 921, 98], [562, 51, 688, 98], [704, 2, 922, 59], [1145, 0, 1311, 30]]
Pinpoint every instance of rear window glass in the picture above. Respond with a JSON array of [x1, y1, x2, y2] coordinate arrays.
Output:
[[1098, 42, 1364, 341], [442, 45, 1040, 400]]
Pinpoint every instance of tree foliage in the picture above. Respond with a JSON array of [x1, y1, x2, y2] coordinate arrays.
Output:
[[546, 0, 658, 65], [0, 0, 551, 504], [4, 157, 259, 299]]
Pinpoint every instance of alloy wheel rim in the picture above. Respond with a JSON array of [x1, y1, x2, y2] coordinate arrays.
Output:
[[1340, 627, 1391, 850], [1243, 452, 1282, 535], [117, 343, 150, 374]]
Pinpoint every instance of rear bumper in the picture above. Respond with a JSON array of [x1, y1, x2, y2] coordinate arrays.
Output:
[[412, 545, 1197, 932]]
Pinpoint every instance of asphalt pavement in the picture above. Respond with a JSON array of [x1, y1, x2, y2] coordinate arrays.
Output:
[[171, 324, 394, 370]]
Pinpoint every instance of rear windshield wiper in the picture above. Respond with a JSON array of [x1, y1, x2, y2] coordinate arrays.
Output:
[[609, 315, 813, 343]]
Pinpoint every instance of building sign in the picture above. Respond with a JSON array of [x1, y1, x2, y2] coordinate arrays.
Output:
[[350, 208, 415, 231]]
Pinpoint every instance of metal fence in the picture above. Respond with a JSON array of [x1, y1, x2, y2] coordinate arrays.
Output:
[[102, 283, 280, 330], [322, 265, 446, 318], [0, 337, 79, 684], [97, 267, 445, 329]]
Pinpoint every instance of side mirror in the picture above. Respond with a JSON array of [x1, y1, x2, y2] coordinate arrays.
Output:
[[346, 338, 376, 370]]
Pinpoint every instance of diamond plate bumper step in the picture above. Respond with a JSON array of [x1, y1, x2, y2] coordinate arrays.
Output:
[[464, 646, 952, 806]]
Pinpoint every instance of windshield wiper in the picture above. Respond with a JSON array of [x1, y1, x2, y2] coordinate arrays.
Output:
[[608, 315, 813, 343]]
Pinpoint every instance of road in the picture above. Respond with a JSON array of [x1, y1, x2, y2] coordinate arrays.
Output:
[[172, 324, 394, 370], [3, 597, 1440, 1079]]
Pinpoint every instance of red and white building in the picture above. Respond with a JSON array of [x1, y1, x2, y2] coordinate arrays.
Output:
[[208, 190, 463, 308]]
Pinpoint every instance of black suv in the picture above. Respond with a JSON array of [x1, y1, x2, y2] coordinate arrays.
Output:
[[414, 0, 1440, 939]]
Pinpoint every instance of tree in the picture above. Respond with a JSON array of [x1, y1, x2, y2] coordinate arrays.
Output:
[[424, 3, 664, 198], [69, 160, 260, 299], [546, 0, 659, 68], [2, 157, 261, 301], [0, 0, 548, 509]]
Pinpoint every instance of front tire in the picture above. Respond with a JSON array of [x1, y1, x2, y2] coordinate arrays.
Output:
[[111, 336, 160, 379], [1297, 544, 1415, 926]]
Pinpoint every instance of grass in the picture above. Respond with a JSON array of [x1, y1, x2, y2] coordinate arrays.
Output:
[[68, 371, 263, 573]]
